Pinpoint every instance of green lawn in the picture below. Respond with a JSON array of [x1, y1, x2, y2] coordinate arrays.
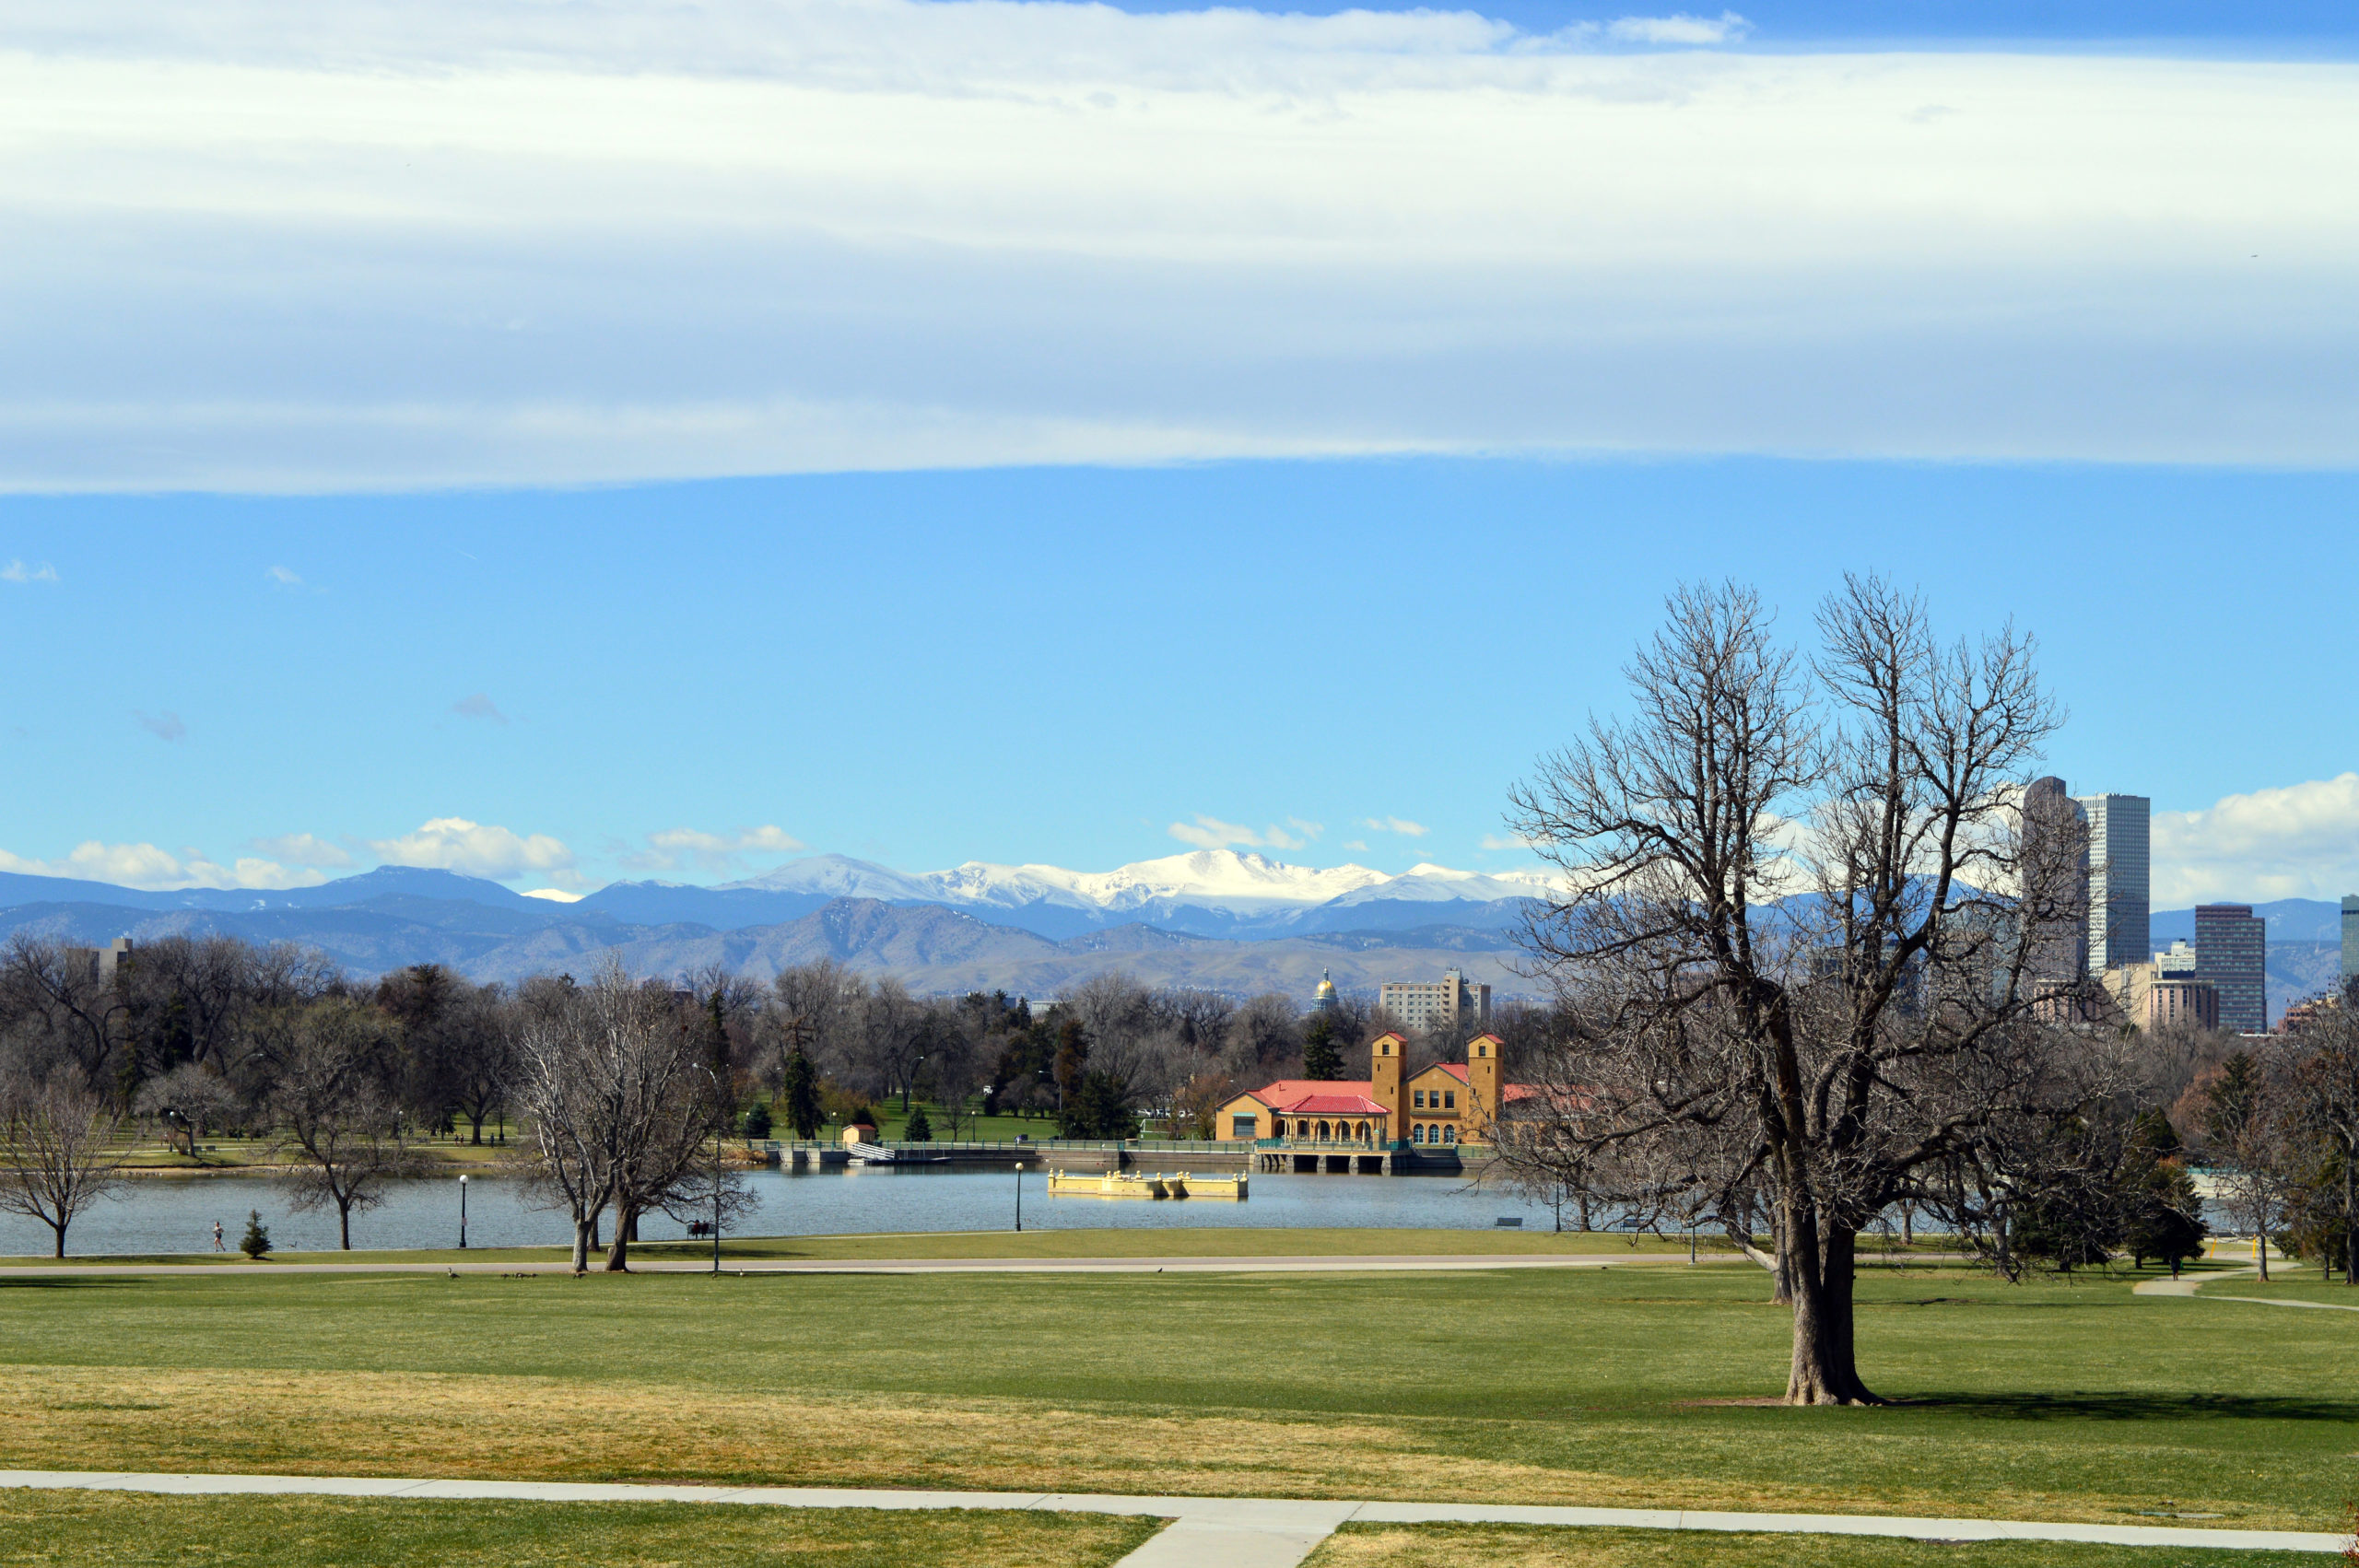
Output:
[[1, 1260, 2352, 1533], [0, 1224, 1731, 1268], [1305, 1524, 2334, 1567], [0, 1491, 1156, 1568]]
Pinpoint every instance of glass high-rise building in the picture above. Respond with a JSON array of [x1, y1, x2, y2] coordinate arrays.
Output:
[[2021, 777, 2089, 984], [2342, 896, 2359, 987], [2073, 793, 2151, 973], [2195, 903, 2267, 1033]]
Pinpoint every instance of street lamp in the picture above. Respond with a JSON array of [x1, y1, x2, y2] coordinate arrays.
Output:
[[458, 1174, 468, 1249], [1014, 1155, 1023, 1233]]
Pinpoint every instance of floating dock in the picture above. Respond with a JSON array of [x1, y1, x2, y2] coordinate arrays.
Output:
[[1047, 1169, 1249, 1200]]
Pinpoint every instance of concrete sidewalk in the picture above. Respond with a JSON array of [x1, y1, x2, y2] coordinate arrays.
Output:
[[0, 1469, 2345, 1564]]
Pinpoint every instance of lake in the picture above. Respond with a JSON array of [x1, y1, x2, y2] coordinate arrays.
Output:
[[8, 1164, 1605, 1257]]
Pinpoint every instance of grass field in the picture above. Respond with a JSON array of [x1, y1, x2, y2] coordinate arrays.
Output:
[[0, 1224, 1733, 1268], [2, 1258, 2351, 1536], [0, 1491, 1156, 1567], [1301, 1524, 2332, 1566]]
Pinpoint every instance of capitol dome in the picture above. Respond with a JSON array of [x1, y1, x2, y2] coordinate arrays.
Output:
[[1312, 968, 1338, 1012]]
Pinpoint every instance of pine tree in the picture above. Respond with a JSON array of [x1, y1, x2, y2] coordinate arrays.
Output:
[[904, 1105, 933, 1141], [1302, 1013, 1343, 1081], [238, 1210, 271, 1260], [782, 1039, 822, 1140]]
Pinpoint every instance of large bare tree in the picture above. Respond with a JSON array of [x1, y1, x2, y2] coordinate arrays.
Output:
[[258, 998, 426, 1249], [514, 962, 724, 1273], [1500, 578, 2112, 1405], [0, 1072, 128, 1257]]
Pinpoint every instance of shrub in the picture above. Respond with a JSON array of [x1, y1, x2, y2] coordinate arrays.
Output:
[[238, 1210, 271, 1260]]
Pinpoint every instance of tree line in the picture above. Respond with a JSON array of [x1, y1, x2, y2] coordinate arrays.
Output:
[[0, 931, 1542, 1261]]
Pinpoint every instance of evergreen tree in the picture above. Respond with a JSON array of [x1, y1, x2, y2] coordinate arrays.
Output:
[[742, 1101, 773, 1140], [1302, 1013, 1344, 1081], [781, 1042, 823, 1140], [1056, 1071, 1140, 1140], [238, 1210, 271, 1260], [904, 1105, 933, 1141], [1052, 1017, 1090, 1109]]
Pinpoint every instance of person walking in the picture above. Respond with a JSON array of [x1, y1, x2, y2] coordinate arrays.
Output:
[[211, 1221, 224, 1252]]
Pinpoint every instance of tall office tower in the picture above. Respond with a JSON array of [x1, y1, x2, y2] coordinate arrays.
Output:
[[2074, 793, 2151, 972], [2021, 777, 2089, 985], [2343, 896, 2359, 987], [2195, 904, 2268, 1033]]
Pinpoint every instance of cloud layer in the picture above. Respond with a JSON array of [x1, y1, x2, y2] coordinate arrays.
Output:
[[0, 840, 323, 891], [364, 816, 580, 886], [2154, 775, 2359, 907], [6, 1, 2358, 489], [623, 825, 804, 874]]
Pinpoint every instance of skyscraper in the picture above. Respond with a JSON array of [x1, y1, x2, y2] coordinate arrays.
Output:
[[2342, 896, 2359, 987], [2074, 793, 2151, 973], [2021, 777, 2089, 985], [2195, 903, 2267, 1033]]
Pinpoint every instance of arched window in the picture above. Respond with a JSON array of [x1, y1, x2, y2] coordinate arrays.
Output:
[[1443, 1125, 1458, 1143], [1412, 1124, 1426, 1143], [1356, 1121, 1369, 1142], [1317, 1120, 1331, 1140], [1273, 1118, 1287, 1138]]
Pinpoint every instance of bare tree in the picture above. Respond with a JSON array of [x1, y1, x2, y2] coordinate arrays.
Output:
[[2177, 1048, 2300, 1281], [514, 963, 722, 1273], [1501, 578, 2107, 1405], [0, 937, 127, 1092], [2290, 1003, 2359, 1284], [132, 1062, 245, 1155], [261, 999, 426, 1250], [0, 1072, 128, 1257]]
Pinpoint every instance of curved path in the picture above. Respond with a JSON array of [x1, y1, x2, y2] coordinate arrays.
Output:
[[0, 1469, 2347, 1566]]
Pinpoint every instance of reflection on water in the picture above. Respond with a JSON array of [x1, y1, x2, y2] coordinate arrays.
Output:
[[5, 1164, 1575, 1257]]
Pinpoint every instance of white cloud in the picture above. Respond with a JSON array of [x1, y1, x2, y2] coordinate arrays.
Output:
[[1, 559, 58, 582], [1362, 816, 1431, 838], [624, 825, 804, 874], [1480, 832, 1542, 851], [135, 709, 186, 743], [264, 564, 301, 587], [1342, 839, 1369, 851], [451, 693, 508, 723], [365, 815, 580, 885], [249, 832, 353, 868], [5, 6, 2359, 489], [1168, 815, 1324, 852], [1605, 11, 1750, 45], [0, 840, 323, 891], [2154, 774, 2359, 906]]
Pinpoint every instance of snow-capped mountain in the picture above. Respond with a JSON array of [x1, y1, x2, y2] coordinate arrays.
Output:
[[731, 849, 1393, 915], [668, 849, 1555, 939]]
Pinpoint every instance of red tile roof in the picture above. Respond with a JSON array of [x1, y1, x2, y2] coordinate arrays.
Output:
[[1279, 1094, 1391, 1117], [1252, 1078, 1373, 1102]]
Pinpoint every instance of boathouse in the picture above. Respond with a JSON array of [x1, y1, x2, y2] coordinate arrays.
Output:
[[1214, 1031, 1530, 1163]]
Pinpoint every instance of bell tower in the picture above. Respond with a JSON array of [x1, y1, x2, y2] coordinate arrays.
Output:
[[1465, 1034, 1504, 1141], [1370, 1031, 1406, 1142]]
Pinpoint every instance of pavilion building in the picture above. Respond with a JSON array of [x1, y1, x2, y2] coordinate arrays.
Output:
[[1215, 1029, 1531, 1153]]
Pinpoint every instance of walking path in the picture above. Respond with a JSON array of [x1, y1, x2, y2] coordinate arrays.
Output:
[[1, 1470, 2345, 1564]]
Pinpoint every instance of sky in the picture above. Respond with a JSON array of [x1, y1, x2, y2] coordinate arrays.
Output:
[[4, 1, 2357, 907]]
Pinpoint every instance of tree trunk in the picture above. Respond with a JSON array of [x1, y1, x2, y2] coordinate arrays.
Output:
[[51, 1220, 65, 1259], [339, 1199, 352, 1250], [570, 1214, 593, 1274], [2344, 1155, 2355, 1285], [604, 1204, 636, 1271], [1784, 1213, 1877, 1404]]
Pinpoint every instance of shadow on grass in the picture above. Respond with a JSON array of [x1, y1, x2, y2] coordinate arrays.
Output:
[[1900, 1391, 2359, 1423]]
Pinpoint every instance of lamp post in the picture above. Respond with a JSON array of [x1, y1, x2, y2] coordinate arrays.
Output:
[[458, 1174, 468, 1249], [1014, 1154, 1022, 1232]]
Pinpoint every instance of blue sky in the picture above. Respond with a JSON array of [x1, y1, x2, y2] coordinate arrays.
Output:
[[4, 0, 2358, 904]]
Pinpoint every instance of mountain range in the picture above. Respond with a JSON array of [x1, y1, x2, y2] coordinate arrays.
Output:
[[0, 855, 2341, 1012]]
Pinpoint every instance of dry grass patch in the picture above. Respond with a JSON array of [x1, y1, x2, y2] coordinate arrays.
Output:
[[0, 1363, 2285, 1530], [1304, 1526, 2328, 1568], [0, 1490, 1156, 1568]]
